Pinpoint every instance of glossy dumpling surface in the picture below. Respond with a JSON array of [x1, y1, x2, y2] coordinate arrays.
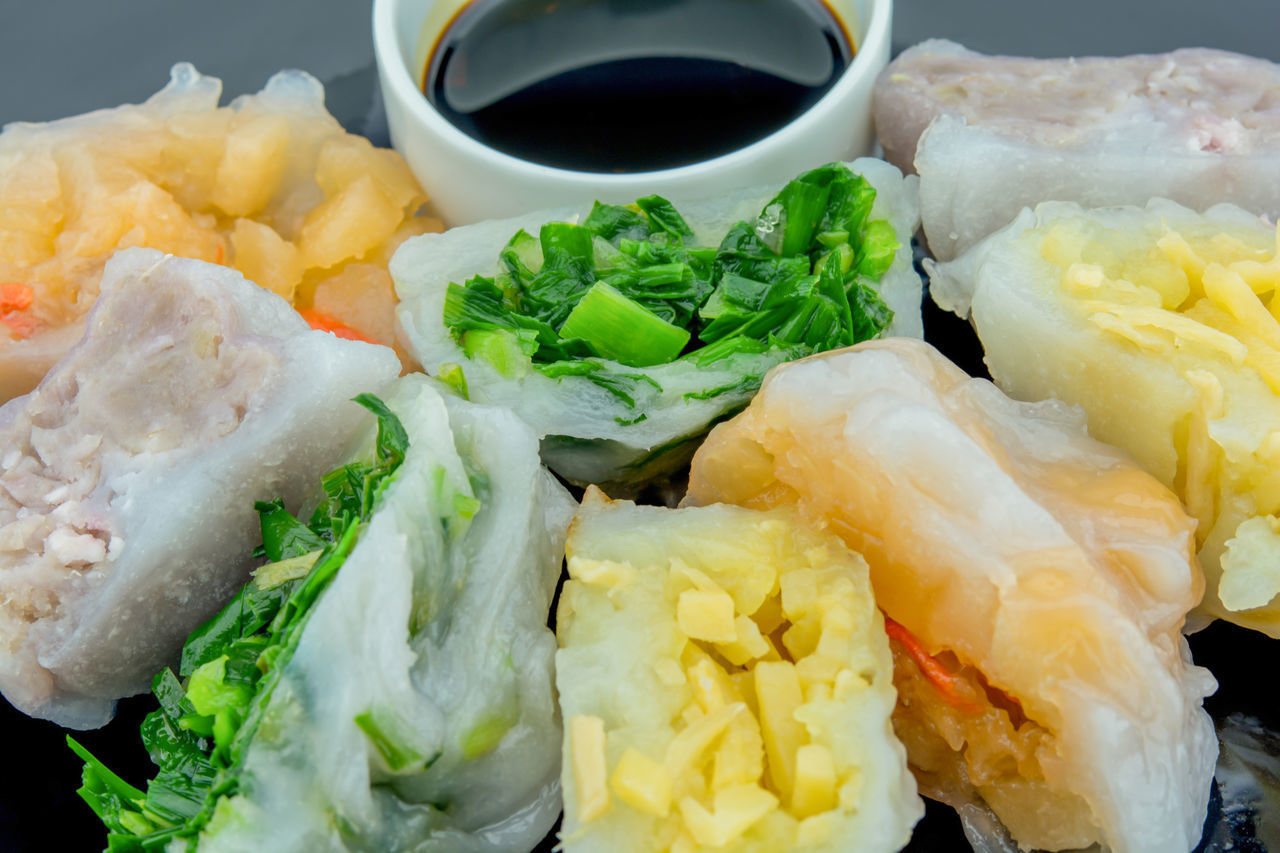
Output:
[[685, 338, 1217, 853], [0, 247, 400, 728]]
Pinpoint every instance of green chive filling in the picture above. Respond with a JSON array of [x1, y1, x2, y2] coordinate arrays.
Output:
[[438, 162, 901, 414]]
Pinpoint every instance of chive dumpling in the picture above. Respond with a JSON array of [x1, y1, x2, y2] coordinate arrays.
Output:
[[74, 375, 576, 852], [391, 159, 922, 492]]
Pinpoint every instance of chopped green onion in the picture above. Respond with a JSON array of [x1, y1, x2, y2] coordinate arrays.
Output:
[[354, 709, 435, 773], [461, 329, 531, 378], [436, 362, 470, 399], [559, 282, 690, 367]]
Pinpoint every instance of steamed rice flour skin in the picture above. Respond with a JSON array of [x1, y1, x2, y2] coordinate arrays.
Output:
[[685, 338, 1217, 853], [555, 490, 921, 852], [872, 39, 1280, 262], [392, 159, 921, 490], [0, 63, 435, 401], [74, 376, 575, 852], [0, 248, 399, 729], [930, 199, 1280, 635]]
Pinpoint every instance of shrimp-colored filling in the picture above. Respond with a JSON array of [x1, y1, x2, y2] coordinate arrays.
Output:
[[885, 621, 1099, 850]]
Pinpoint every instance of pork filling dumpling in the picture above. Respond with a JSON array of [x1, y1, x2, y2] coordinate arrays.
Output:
[[872, 39, 1280, 261], [0, 247, 400, 728], [685, 338, 1217, 853], [930, 199, 1280, 635], [555, 489, 921, 852]]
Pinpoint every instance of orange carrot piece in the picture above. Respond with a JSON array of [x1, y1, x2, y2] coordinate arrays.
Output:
[[883, 615, 983, 714], [1, 283, 33, 312], [1, 283, 39, 339], [297, 308, 381, 345]]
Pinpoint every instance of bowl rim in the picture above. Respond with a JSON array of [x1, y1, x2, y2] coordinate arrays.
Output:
[[371, 0, 893, 186]]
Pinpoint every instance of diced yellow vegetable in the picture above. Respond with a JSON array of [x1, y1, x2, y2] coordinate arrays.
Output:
[[611, 748, 672, 818], [654, 658, 686, 687], [678, 589, 737, 643], [555, 492, 919, 851], [211, 114, 291, 217], [715, 614, 771, 666], [1203, 264, 1280, 350], [782, 619, 821, 660], [298, 175, 402, 270], [665, 703, 744, 786], [570, 715, 610, 823], [231, 217, 302, 301], [780, 568, 819, 621], [792, 744, 838, 818], [713, 712, 765, 791], [685, 653, 737, 713], [754, 662, 805, 800], [569, 556, 636, 593], [678, 784, 779, 848]]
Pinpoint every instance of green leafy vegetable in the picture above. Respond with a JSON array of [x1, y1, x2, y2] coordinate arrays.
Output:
[[582, 201, 649, 242], [438, 162, 901, 423], [72, 394, 415, 853]]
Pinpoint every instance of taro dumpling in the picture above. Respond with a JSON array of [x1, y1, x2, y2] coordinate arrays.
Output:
[[0, 247, 400, 728], [872, 39, 1280, 260], [685, 338, 1217, 853]]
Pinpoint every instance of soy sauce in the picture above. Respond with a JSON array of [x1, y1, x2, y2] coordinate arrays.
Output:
[[424, 0, 853, 173]]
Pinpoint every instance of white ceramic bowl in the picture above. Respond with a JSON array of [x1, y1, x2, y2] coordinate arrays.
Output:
[[373, 0, 893, 225]]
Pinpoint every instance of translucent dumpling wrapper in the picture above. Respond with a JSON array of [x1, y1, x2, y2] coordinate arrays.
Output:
[[930, 198, 1280, 636], [0, 62, 438, 402], [0, 247, 400, 729], [555, 489, 921, 852], [392, 159, 921, 491], [73, 375, 576, 852], [684, 338, 1218, 853], [872, 39, 1280, 261]]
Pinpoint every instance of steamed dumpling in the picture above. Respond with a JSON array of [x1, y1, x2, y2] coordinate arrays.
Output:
[[75, 375, 574, 852], [392, 159, 921, 490], [0, 63, 435, 402], [685, 338, 1217, 853], [872, 39, 1280, 260], [556, 490, 921, 852], [930, 198, 1280, 635], [0, 247, 400, 728]]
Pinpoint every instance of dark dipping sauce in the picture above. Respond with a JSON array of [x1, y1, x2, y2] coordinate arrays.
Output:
[[424, 0, 853, 173]]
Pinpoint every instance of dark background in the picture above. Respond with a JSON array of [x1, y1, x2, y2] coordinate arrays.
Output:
[[3, 0, 1280, 127], [3, 1, 1280, 851]]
